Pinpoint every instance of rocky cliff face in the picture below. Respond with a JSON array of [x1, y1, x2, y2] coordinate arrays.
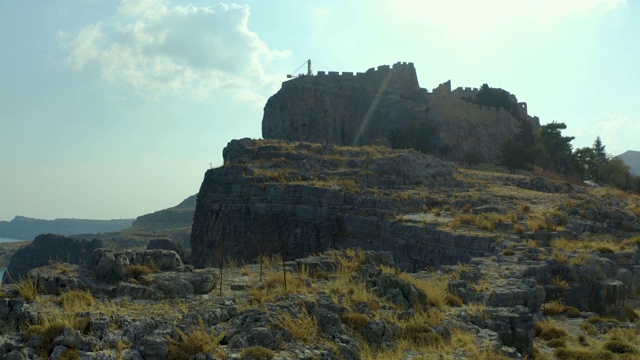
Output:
[[190, 138, 498, 270], [262, 62, 537, 163]]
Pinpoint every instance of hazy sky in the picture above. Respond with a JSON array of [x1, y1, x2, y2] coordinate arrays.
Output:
[[1, 0, 638, 221]]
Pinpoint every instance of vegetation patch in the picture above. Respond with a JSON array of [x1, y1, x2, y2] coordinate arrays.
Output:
[[167, 327, 226, 360], [14, 276, 38, 301], [240, 346, 275, 360]]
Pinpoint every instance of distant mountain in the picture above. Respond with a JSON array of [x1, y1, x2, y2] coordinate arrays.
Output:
[[617, 150, 640, 175], [0, 216, 134, 240], [130, 194, 196, 231]]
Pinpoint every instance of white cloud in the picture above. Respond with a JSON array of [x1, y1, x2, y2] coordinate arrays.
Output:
[[61, 2, 291, 102], [574, 113, 638, 155]]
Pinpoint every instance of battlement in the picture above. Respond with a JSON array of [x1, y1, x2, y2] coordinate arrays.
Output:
[[286, 61, 420, 91]]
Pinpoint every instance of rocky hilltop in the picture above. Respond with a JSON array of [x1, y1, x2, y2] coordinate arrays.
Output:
[[0, 138, 639, 358], [262, 62, 540, 163]]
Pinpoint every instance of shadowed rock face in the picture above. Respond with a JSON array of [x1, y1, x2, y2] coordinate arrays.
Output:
[[2, 234, 102, 284], [189, 139, 501, 269]]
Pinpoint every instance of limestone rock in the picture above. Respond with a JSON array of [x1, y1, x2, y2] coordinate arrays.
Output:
[[3, 234, 102, 284]]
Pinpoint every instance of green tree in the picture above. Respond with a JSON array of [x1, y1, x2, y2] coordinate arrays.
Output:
[[535, 122, 575, 173], [573, 147, 597, 180], [598, 158, 633, 189], [499, 139, 531, 174], [593, 136, 607, 162]]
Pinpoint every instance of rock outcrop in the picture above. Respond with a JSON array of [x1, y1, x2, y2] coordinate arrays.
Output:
[[189, 139, 494, 269], [2, 234, 102, 284], [262, 62, 540, 163]]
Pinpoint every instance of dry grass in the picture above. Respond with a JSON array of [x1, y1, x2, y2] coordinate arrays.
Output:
[[535, 318, 568, 341], [126, 264, 158, 279], [49, 260, 72, 275], [520, 203, 532, 213], [541, 300, 580, 317], [551, 251, 569, 264], [273, 308, 318, 344], [240, 346, 275, 360], [167, 327, 226, 360], [399, 274, 454, 308], [14, 276, 38, 301], [340, 312, 370, 330], [552, 237, 636, 254], [551, 276, 570, 290], [59, 289, 95, 313]]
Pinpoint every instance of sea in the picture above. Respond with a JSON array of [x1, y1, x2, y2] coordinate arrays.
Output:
[[0, 237, 25, 280]]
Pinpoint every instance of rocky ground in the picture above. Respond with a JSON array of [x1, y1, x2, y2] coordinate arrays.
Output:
[[1, 140, 640, 359]]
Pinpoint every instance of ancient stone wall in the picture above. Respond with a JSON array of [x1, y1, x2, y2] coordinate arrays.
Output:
[[282, 61, 419, 92]]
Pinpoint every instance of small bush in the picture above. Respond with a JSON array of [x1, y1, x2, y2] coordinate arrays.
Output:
[[520, 204, 532, 213], [502, 248, 515, 256], [241, 346, 275, 360]]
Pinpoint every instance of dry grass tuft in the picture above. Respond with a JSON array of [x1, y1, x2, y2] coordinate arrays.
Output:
[[340, 312, 370, 330], [59, 289, 95, 313], [273, 308, 318, 344], [553, 347, 614, 360], [167, 327, 226, 360], [541, 300, 580, 317], [551, 276, 570, 290], [126, 264, 158, 280], [240, 346, 275, 360], [14, 276, 38, 301], [535, 318, 568, 341]]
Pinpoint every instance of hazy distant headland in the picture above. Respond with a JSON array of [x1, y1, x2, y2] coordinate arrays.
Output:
[[0, 216, 134, 240]]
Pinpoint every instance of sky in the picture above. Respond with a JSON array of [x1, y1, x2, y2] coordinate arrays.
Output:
[[1, 0, 638, 221]]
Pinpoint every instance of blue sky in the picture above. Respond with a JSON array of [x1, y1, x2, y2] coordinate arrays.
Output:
[[0, 0, 638, 221]]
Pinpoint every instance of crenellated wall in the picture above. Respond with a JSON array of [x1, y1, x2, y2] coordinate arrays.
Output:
[[283, 61, 420, 92]]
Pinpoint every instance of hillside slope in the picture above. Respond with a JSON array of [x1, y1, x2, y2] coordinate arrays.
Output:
[[618, 150, 640, 175]]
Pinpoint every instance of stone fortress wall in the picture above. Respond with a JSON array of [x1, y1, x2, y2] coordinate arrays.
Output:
[[282, 61, 420, 92], [431, 80, 540, 129]]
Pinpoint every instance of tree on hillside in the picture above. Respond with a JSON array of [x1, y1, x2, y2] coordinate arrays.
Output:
[[499, 139, 531, 174], [593, 136, 607, 162], [498, 119, 536, 174], [535, 122, 575, 173], [573, 147, 597, 181], [598, 158, 633, 189]]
